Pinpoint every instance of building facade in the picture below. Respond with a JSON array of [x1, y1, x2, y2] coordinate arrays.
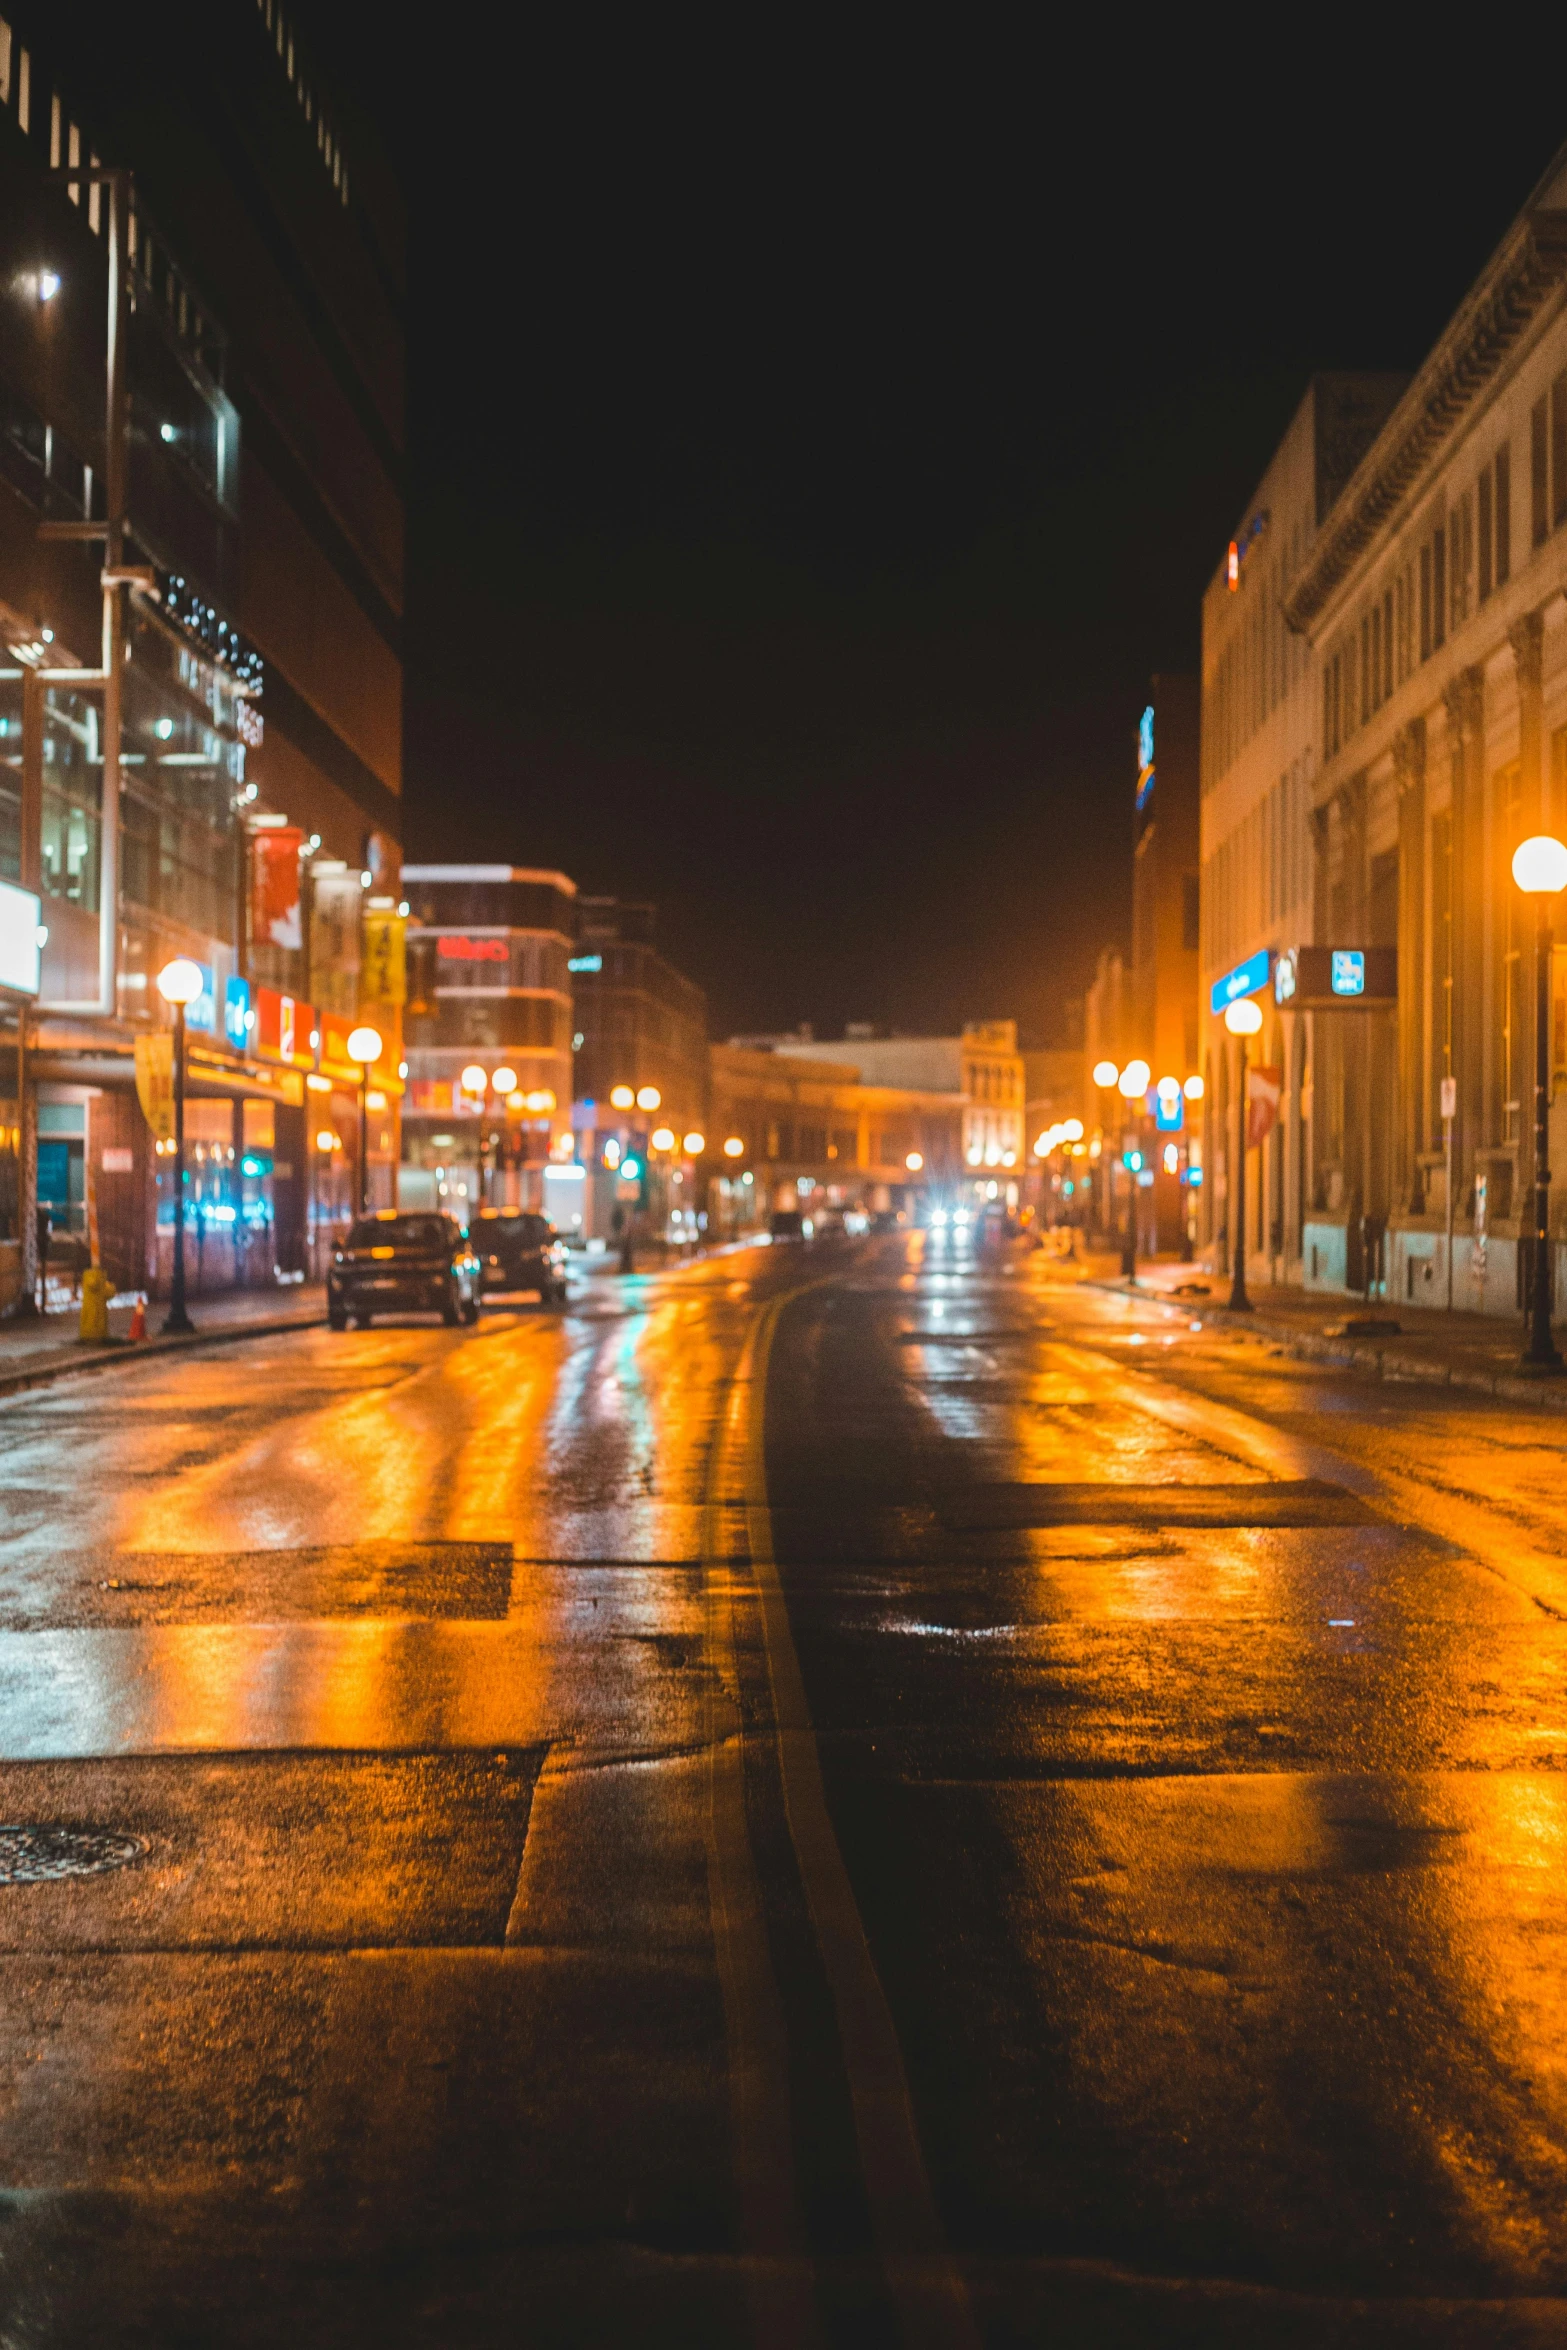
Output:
[[1197, 149, 1567, 1315], [568, 896, 709, 1245], [399, 865, 577, 1229], [1198, 375, 1408, 1286], [0, 1, 404, 1306], [1131, 676, 1201, 1251], [770, 1021, 1027, 1194], [707, 1043, 962, 1232]]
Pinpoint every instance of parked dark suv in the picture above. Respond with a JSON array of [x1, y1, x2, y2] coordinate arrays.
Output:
[[471, 1208, 569, 1304], [328, 1213, 482, 1330]]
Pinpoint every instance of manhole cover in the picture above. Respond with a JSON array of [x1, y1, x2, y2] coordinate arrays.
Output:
[[0, 1825, 147, 1883]]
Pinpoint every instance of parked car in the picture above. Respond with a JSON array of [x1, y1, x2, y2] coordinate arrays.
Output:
[[328, 1212, 482, 1330], [769, 1209, 807, 1241], [471, 1208, 569, 1304]]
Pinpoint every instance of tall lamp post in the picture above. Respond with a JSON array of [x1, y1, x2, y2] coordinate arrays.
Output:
[[156, 957, 204, 1335], [1116, 1059, 1150, 1280], [1513, 835, 1567, 1368], [1091, 1060, 1118, 1244], [1224, 998, 1263, 1313], [347, 1025, 384, 1218]]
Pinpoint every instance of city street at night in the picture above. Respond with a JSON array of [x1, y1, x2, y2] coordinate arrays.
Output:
[[3, 1236, 1567, 2344]]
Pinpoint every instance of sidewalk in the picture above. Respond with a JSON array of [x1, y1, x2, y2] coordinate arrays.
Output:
[[1063, 1245, 1567, 1414], [0, 1282, 326, 1400]]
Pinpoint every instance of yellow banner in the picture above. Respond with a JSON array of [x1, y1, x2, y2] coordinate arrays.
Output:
[[133, 1033, 174, 1143], [361, 910, 406, 1006]]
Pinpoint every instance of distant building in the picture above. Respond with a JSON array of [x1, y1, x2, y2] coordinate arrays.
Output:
[[1130, 675, 1201, 1252], [569, 897, 708, 1244], [399, 867, 577, 1227], [708, 1044, 963, 1231], [770, 1020, 1027, 1189]]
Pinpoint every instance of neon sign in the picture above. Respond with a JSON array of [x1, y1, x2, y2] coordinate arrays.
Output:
[[438, 935, 508, 962]]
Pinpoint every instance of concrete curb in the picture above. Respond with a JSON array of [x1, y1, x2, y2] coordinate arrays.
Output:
[[1081, 1275, 1567, 1414], [0, 1308, 327, 1404]]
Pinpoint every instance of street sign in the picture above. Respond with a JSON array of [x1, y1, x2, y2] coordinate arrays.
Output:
[[1276, 946, 1396, 1009], [1210, 948, 1272, 1016]]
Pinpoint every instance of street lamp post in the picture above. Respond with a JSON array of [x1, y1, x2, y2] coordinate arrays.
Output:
[[1116, 1060, 1150, 1281], [347, 1025, 384, 1218], [156, 957, 204, 1334], [1513, 835, 1567, 1368], [1224, 998, 1263, 1313]]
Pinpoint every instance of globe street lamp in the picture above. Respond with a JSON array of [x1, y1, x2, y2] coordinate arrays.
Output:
[[1512, 834, 1567, 1367], [347, 1025, 384, 1217], [156, 957, 205, 1334], [1224, 998, 1263, 1313]]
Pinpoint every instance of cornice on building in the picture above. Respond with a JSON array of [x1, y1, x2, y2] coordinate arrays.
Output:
[[1285, 152, 1567, 634]]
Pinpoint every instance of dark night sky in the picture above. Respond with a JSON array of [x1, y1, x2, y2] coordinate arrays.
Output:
[[314, 17, 1567, 1044]]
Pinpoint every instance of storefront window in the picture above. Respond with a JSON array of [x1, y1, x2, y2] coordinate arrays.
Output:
[[120, 620, 240, 941], [41, 687, 102, 912]]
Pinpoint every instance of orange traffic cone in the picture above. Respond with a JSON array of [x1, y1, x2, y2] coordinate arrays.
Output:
[[127, 1299, 146, 1343]]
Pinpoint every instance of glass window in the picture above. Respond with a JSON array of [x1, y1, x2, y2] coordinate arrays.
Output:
[[40, 686, 102, 912]]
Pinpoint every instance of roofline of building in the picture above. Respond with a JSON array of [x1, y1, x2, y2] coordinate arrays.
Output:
[[402, 865, 578, 894], [1283, 144, 1567, 633]]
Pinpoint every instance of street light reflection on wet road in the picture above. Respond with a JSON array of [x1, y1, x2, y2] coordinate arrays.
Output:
[[1, 1237, 1566, 2342]]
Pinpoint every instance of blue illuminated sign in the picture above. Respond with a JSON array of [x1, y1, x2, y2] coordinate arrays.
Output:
[[1153, 1092, 1184, 1134], [1210, 949, 1272, 1016], [1331, 949, 1365, 997], [567, 954, 603, 973], [224, 973, 251, 1050], [1136, 704, 1155, 809]]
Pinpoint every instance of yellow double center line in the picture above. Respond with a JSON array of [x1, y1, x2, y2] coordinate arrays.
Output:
[[704, 1284, 979, 2349]]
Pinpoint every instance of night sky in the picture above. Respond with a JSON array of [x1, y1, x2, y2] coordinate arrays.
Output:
[[319, 19, 1567, 1044]]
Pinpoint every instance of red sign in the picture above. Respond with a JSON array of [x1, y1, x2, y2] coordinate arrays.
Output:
[[438, 935, 507, 962], [254, 986, 317, 1068], [252, 829, 305, 952], [1247, 1065, 1282, 1150]]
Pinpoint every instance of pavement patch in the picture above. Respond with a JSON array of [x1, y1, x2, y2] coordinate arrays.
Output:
[[942, 1480, 1380, 1530]]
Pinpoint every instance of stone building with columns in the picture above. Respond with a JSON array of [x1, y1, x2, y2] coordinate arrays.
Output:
[[1202, 144, 1567, 1313]]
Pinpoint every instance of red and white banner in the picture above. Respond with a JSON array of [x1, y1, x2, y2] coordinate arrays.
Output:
[[252, 828, 304, 952], [1247, 1064, 1282, 1150]]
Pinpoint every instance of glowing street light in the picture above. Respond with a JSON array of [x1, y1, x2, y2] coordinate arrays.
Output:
[[460, 1063, 487, 1097], [723, 1136, 746, 1159], [491, 1065, 518, 1096], [682, 1131, 705, 1156], [346, 1024, 383, 1217], [636, 1085, 661, 1112], [1092, 1059, 1119, 1089], [650, 1126, 676, 1152], [156, 957, 205, 1334], [610, 1085, 635, 1110], [1514, 835, 1567, 1367], [1184, 1073, 1205, 1100], [905, 1151, 924, 1172], [1117, 1059, 1151, 1101]]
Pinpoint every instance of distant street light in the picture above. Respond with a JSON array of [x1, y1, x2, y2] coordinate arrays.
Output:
[[346, 1024, 383, 1217], [905, 1151, 924, 1172], [1224, 997, 1263, 1313], [610, 1085, 635, 1110], [1512, 835, 1567, 1367], [1183, 1073, 1205, 1100], [492, 1065, 518, 1096], [683, 1131, 705, 1155], [1117, 1060, 1150, 1100], [723, 1136, 746, 1159], [1092, 1059, 1119, 1089], [650, 1126, 676, 1152], [636, 1085, 662, 1111], [156, 957, 204, 1335]]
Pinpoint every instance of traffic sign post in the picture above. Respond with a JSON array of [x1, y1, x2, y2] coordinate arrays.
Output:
[[1440, 1073, 1456, 1313]]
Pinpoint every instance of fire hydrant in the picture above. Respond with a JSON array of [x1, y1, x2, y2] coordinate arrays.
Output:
[[79, 1264, 113, 1344]]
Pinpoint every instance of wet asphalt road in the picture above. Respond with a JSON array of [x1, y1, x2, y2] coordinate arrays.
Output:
[[2, 1234, 1567, 2345]]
